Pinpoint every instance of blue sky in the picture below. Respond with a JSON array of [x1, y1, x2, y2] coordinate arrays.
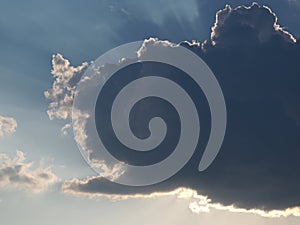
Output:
[[1, 0, 300, 224]]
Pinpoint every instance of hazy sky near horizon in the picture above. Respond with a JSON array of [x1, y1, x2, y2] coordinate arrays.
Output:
[[1, 0, 300, 224]]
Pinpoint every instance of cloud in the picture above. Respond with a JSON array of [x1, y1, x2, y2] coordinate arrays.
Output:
[[189, 192, 300, 218], [44, 54, 88, 134], [47, 2, 300, 216], [63, 180, 193, 200], [0, 115, 17, 137], [209, 3, 296, 47], [0, 151, 57, 192], [62, 176, 300, 218]]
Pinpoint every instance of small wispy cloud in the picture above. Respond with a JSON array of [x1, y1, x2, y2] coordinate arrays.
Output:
[[0, 151, 57, 193], [0, 115, 17, 137], [62, 180, 300, 218]]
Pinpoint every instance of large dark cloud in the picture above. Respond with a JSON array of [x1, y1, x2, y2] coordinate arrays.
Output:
[[60, 3, 300, 211], [182, 3, 300, 210]]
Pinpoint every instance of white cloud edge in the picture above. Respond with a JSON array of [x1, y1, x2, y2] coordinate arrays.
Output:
[[189, 191, 300, 218], [61, 181, 300, 218]]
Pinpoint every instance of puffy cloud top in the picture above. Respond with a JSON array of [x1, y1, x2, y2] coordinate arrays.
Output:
[[45, 54, 88, 121], [209, 3, 296, 47]]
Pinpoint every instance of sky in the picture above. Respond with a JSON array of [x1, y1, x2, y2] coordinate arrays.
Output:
[[1, 0, 300, 224]]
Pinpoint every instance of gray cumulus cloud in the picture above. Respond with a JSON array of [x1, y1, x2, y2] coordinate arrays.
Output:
[[0, 151, 57, 192]]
